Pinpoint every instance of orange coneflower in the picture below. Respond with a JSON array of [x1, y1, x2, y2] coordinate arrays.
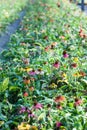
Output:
[[54, 95, 66, 103]]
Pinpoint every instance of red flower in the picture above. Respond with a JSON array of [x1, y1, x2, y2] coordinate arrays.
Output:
[[79, 71, 86, 77], [71, 63, 77, 68], [54, 95, 66, 103]]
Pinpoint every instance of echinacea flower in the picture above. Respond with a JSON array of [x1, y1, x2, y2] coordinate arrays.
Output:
[[23, 92, 28, 97], [28, 111, 35, 117], [63, 51, 69, 58], [20, 42, 26, 46], [19, 107, 26, 114], [71, 63, 77, 68], [79, 71, 86, 77], [54, 95, 66, 103], [56, 104, 62, 110], [33, 103, 43, 110], [22, 58, 29, 64], [74, 98, 83, 107], [23, 78, 31, 84], [56, 122, 62, 128], [29, 70, 36, 76], [36, 69, 44, 75], [44, 46, 50, 52], [29, 86, 34, 91], [53, 61, 60, 68]]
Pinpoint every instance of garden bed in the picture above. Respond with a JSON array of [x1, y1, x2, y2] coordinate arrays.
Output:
[[0, 0, 87, 130]]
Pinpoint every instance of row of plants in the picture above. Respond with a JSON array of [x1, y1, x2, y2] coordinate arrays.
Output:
[[0, 0, 28, 35], [0, 0, 87, 129]]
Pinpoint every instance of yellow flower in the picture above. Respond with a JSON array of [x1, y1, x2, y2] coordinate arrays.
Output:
[[61, 73, 67, 78], [18, 122, 30, 130], [0, 121, 4, 127], [24, 67, 32, 72], [49, 83, 57, 89], [57, 79, 68, 84], [73, 57, 79, 62], [73, 72, 80, 77], [30, 126, 38, 130]]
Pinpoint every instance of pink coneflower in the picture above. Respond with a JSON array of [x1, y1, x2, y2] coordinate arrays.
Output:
[[63, 51, 69, 58], [28, 111, 35, 117], [33, 103, 43, 110], [29, 70, 36, 76], [36, 69, 44, 75], [56, 104, 62, 110], [56, 122, 62, 128], [53, 61, 60, 68], [74, 98, 83, 107], [19, 107, 26, 113], [23, 92, 28, 97]]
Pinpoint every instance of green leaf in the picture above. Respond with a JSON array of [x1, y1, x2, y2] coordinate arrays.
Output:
[[9, 86, 20, 91], [0, 78, 9, 92]]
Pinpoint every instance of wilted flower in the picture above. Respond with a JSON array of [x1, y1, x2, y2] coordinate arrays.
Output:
[[57, 2, 60, 7]]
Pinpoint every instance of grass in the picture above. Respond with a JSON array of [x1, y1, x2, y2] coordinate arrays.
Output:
[[0, 0, 28, 35]]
